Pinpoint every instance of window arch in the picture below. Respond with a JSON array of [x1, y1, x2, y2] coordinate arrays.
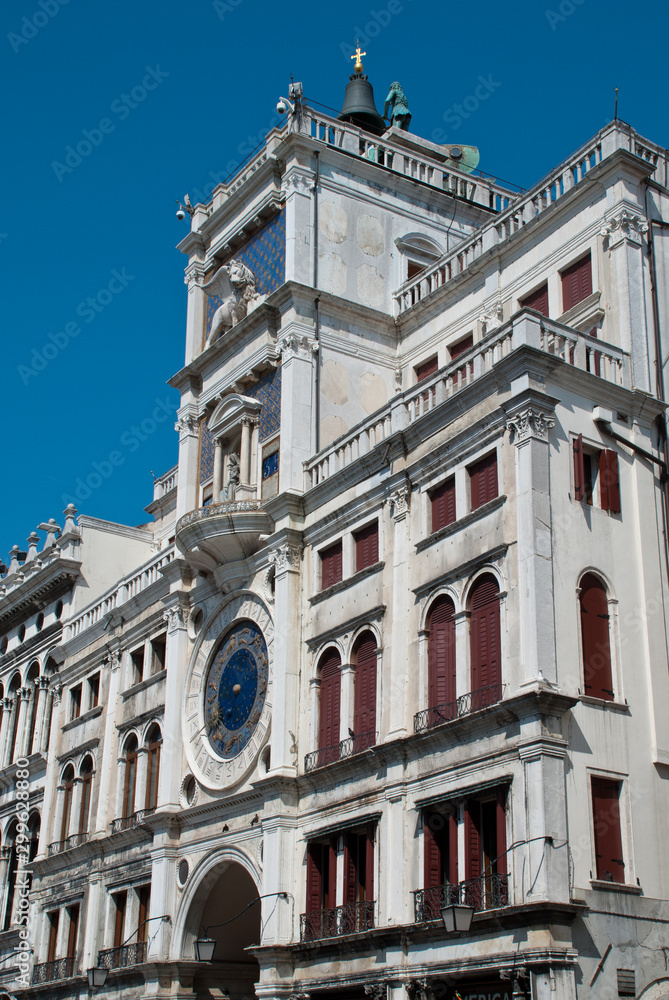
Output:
[[78, 756, 94, 836], [318, 648, 342, 764], [5, 675, 21, 766], [469, 574, 502, 703], [60, 764, 75, 844], [352, 632, 377, 752], [122, 735, 139, 823], [579, 573, 613, 700], [144, 725, 162, 813], [427, 595, 457, 714], [24, 662, 40, 757]]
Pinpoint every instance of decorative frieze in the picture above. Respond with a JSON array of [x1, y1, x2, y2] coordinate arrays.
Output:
[[506, 407, 555, 443]]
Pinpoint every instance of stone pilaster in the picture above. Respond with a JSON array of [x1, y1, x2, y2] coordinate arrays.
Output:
[[267, 537, 302, 773], [277, 328, 317, 491], [386, 481, 411, 738]]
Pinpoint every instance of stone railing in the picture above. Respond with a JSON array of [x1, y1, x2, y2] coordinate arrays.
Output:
[[304, 312, 630, 490], [67, 547, 175, 640], [152, 465, 178, 500]]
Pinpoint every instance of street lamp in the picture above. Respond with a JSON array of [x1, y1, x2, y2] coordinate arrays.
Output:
[[87, 967, 108, 988], [441, 903, 474, 933], [195, 891, 289, 963]]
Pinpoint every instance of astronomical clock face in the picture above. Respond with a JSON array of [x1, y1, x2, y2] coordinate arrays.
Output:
[[183, 594, 272, 791]]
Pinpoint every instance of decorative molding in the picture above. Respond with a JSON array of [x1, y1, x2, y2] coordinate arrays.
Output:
[[388, 486, 411, 520], [506, 407, 555, 443], [184, 262, 206, 289], [164, 606, 189, 633], [600, 209, 649, 249], [51, 683, 63, 704], [365, 987, 387, 1000], [268, 544, 302, 575], [175, 414, 198, 439], [282, 170, 313, 197], [394, 366, 403, 392], [277, 332, 318, 361], [479, 300, 503, 335]]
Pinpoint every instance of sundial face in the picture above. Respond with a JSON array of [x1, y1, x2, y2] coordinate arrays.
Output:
[[204, 621, 268, 759]]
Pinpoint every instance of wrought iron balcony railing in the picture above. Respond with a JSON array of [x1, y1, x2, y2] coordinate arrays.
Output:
[[300, 900, 375, 941], [110, 808, 155, 834], [304, 732, 376, 772], [32, 957, 76, 983], [97, 941, 147, 970], [413, 873, 509, 922], [47, 832, 89, 856], [413, 683, 503, 734]]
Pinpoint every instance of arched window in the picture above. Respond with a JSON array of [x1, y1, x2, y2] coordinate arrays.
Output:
[[78, 757, 94, 836], [60, 765, 75, 844], [24, 662, 40, 757], [25, 813, 40, 892], [318, 649, 341, 765], [3, 820, 18, 930], [427, 596, 456, 717], [352, 633, 377, 752], [144, 725, 162, 812], [122, 735, 139, 822], [6, 675, 21, 766], [579, 573, 613, 700], [470, 574, 502, 705]]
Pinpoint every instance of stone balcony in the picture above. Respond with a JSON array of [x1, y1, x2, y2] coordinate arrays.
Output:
[[175, 501, 274, 573]]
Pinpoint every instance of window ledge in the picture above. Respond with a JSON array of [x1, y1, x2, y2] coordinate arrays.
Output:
[[558, 290, 604, 330], [590, 879, 642, 895], [310, 561, 384, 606], [578, 695, 629, 712], [416, 495, 507, 553], [61, 705, 104, 732], [122, 669, 167, 701]]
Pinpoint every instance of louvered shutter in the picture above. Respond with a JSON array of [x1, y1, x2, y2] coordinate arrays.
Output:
[[353, 633, 377, 744], [306, 843, 323, 912], [469, 453, 498, 510], [415, 356, 439, 382], [343, 833, 358, 904], [470, 575, 501, 692], [448, 810, 459, 884], [580, 575, 613, 700], [355, 522, 379, 571], [599, 450, 621, 514], [591, 778, 625, 882], [521, 283, 549, 317], [319, 649, 342, 750], [562, 254, 592, 312], [365, 824, 375, 900], [573, 434, 585, 501], [428, 596, 456, 709], [450, 334, 474, 360], [423, 811, 442, 889], [431, 477, 456, 532], [495, 788, 507, 875], [321, 541, 343, 590], [464, 800, 481, 881]]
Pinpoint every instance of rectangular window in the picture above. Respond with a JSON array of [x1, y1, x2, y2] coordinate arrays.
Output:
[[87, 673, 100, 710], [573, 436, 621, 513], [468, 452, 498, 510], [430, 477, 456, 532], [66, 904, 79, 959], [320, 541, 343, 591], [112, 891, 127, 949], [450, 334, 473, 360], [70, 685, 81, 721], [354, 521, 379, 572], [415, 356, 439, 383], [130, 648, 144, 685], [303, 826, 375, 939], [591, 777, 625, 882], [520, 282, 549, 317], [150, 635, 167, 675], [561, 253, 592, 312], [46, 910, 60, 963]]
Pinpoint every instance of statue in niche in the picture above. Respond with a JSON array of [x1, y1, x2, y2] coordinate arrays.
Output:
[[203, 260, 265, 348], [221, 453, 240, 501], [384, 82, 412, 131]]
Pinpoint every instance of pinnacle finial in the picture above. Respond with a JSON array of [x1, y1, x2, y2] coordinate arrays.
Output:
[[351, 42, 366, 73]]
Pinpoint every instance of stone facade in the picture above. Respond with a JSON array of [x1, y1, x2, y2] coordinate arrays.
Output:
[[2, 85, 669, 1000]]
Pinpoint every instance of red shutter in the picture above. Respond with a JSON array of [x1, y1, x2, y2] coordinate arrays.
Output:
[[343, 833, 358, 904], [495, 788, 507, 876], [599, 450, 620, 514], [521, 282, 549, 317], [423, 811, 442, 889], [321, 541, 343, 590], [591, 778, 625, 882], [306, 843, 323, 912], [319, 649, 342, 749], [573, 434, 585, 501], [365, 824, 375, 900], [448, 810, 459, 884], [450, 334, 474, 360], [469, 453, 498, 510], [353, 633, 377, 743], [355, 522, 379, 571], [580, 574, 613, 700], [562, 254, 592, 312], [464, 800, 481, 881], [428, 596, 456, 709], [470, 575, 501, 693], [431, 477, 456, 532], [415, 356, 439, 382]]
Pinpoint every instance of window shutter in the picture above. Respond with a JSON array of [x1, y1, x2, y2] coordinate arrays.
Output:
[[431, 477, 456, 532], [470, 575, 501, 692], [355, 522, 379, 571], [428, 596, 456, 709], [343, 833, 358, 904], [469, 453, 498, 510], [599, 450, 620, 514], [353, 633, 377, 743], [591, 777, 625, 882], [47, 911, 60, 963], [521, 283, 549, 317], [137, 886, 150, 944], [415, 356, 439, 382], [423, 811, 442, 889], [448, 811, 459, 885], [450, 334, 474, 360], [66, 905, 80, 959], [61, 779, 73, 841], [327, 839, 337, 908], [464, 800, 481, 881], [321, 541, 343, 590], [365, 824, 375, 901], [562, 254, 592, 312], [495, 788, 508, 876], [580, 574, 613, 700], [306, 843, 324, 912], [573, 434, 585, 501], [319, 649, 342, 750], [78, 774, 92, 835]]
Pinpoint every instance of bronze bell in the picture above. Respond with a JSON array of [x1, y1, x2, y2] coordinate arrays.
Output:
[[338, 72, 386, 136]]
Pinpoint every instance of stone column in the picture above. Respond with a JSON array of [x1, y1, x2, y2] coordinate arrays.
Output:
[[505, 396, 558, 687], [0, 847, 11, 927], [68, 778, 83, 839], [20, 685, 35, 759], [212, 436, 224, 501], [12, 689, 30, 766], [339, 664, 354, 746], [32, 677, 49, 756], [0, 698, 13, 766], [387, 484, 411, 739], [135, 749, 149, 816], [159, 600, 190, 811], [83, 872, 103, 970], [454, 611, 470, 697], [277, 329, 317, 491], [600, 208, 650, 391], [147, 828, 179, 960], [240, 418, 252, 484], [268, 538, 302, 773], [53, 785, 66, 847]]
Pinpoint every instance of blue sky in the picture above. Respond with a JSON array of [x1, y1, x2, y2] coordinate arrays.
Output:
[[1, 0, 667, 562]]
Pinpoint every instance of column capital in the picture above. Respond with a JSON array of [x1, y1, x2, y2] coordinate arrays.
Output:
[[600, 208, 648, 250], [278, 331, 318, 360], [175, 412, 199, 440], [506, 406, 555, 444], [387, 485, 411, 520], [268, 543, 302, 575], [163, 604, 189, 633]]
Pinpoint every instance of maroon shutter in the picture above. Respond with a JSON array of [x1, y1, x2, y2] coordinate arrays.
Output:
[[573, 434, 585, 501], [450, 334, 474, 360], [365, 825, 375, 900], [599, 450, 620, 514], [470, 575, 501, 693], [521, 282, 549, 317], [428, 596, 456, 709], [469, 453, 498, 510], [355, 522, 379, 571], [327, 840, 337, 908], [448, 810, 459, 884], [321, 541, 343, 590], [580, 574, 613, 700], [415, 356, 439, 382], [591, 778, 625, 882], [319, 649, 342, 749], [353, 633, 377, 744], [495, 788, 507, 876], [562, 254, 592, 312], [423, 811, 442, 889], [343, 833, 358, 904], [464, 800, 481, 881], [306, 843, 323, 912], [431, 477, 456, 532]]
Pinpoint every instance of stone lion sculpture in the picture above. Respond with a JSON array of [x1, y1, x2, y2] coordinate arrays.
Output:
[[203, 260, 265, 348]]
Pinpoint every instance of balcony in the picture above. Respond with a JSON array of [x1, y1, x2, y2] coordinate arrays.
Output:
[[304, 731, 375, 772], [47, 832, 88, 856], [413, 873, 509, 922], [175, 500, 274, 573], [97, 941, 147, 970], [300, 900, 375, 942], [110, 808, 154, 834], [32, 957, 76, 984], [414, 684, 503, 734]]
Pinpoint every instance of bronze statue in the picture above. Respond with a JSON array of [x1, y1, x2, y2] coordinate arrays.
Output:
[[384, 82, 411, 130]]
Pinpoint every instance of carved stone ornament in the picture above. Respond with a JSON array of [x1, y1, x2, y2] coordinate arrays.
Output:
[[289, 993, 311, 1000], [404, 980, 433, 1000], [164, 606, 189, 633], [278, 332, 318, 361], [479, 301, 503, 334], [389, 486, 411, 519], [184, 262, 206, 289], [268, 543, 301, 574], [106, 648, 121, 672], [51, 683, 63, 704], [394, 366, 403, 392], [506, 407, 555, 443], [600, 209, 649, 248], [365, 986, 388, 1000], [174, 414, 198, 439], [203, 260, 266, 348], [282, 170, 313, 197]]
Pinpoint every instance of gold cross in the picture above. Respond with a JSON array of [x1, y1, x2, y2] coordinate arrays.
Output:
[[351, 43, 366, 73]]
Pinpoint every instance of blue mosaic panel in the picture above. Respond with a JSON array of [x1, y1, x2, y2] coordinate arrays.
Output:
[[205, 211, 286, 338], [200, 421, 215, 484], [246, 367, 281, 442]]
